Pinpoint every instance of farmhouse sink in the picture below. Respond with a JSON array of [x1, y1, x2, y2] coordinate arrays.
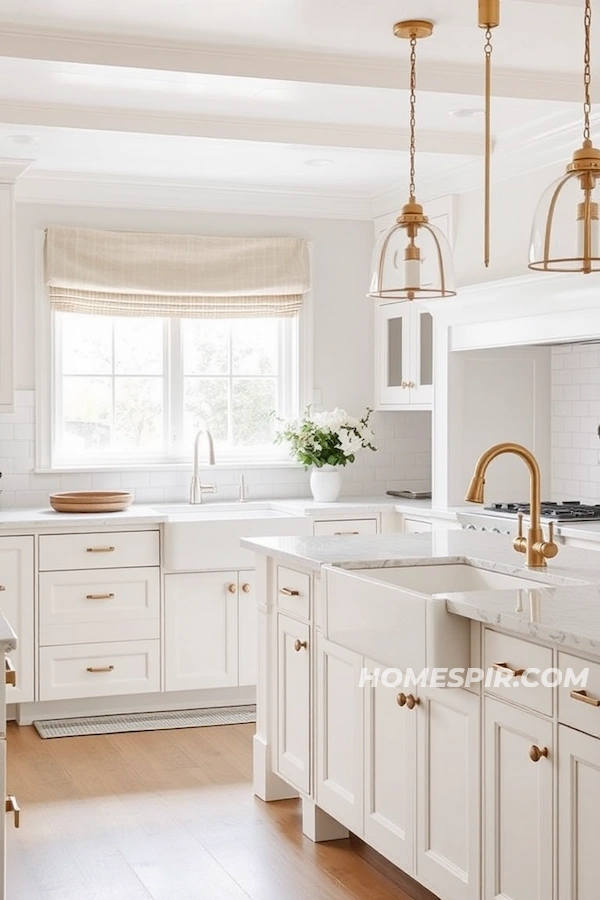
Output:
[[160, 503, 311, 571], [354, 563, 544, 595], [324, 563, 556, 674], [155, 502, 290, 520]]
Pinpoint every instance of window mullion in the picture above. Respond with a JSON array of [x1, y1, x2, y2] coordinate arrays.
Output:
[[169, 317, 184, 460]]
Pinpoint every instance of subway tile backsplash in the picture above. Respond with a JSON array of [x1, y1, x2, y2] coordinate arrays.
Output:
[[551, 343, 600, 502], [0, 391, 431, 507]]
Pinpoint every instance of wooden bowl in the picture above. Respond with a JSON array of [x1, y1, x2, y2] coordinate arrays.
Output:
[[49, 491, 133, 513]]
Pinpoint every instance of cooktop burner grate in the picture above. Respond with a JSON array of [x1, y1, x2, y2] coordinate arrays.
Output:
[[483, 501, 600, 521]]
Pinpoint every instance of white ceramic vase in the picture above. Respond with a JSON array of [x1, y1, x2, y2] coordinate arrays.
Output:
[[309, 464, 344, 502]]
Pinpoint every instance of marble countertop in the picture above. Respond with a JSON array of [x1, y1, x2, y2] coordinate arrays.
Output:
[[0, 505, 166, 529], [242, 530, 600, 654]]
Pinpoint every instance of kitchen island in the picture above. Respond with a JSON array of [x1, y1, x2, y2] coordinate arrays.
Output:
[[243, 529, 600, 900]]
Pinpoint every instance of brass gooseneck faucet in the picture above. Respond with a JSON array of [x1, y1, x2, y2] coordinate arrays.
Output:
[[465, 442, 559, 568]]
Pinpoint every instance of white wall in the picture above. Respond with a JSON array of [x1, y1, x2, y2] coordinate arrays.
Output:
[[451, 160, 568, 287], [0, 201, 432, 505], [550, 343, 600, 502]]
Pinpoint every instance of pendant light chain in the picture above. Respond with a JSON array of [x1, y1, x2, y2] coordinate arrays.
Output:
[[583, 0, 592, 142], [409, 34, 417, 201]]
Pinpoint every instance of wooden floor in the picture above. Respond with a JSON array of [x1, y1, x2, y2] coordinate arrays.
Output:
[[6, 721, 417, 900]]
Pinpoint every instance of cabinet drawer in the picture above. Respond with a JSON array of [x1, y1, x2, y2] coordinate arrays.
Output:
[[39, 568, 160, 646], [277, 566, 311, 619], [483, 629, 553, 716], [558, 652, 600, 738], [39, 530, 160, 571], [313, 518, 378, 536], [39, 640, 160, 700]]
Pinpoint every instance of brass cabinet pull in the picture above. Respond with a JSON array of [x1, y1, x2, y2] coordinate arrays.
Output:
[[5, 795, 20, 828], [294, 639, 307, 652], [570, 689, 600, 707], [4, 657, 16, 687], [227, 583, 237, 594], [333, 531, 360, 536], [397, 692, 419, 709], [529, 745, 549, 762], [280, 587, 300, 597], [492, 661, 526, 677], [85, 593, 115, 601], [86, 546, 115, 553], [86, 665, 114, 674], [241, 583, 251, 593]]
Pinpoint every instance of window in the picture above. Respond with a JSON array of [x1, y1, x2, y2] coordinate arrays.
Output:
[[50, 311, 302, 467]]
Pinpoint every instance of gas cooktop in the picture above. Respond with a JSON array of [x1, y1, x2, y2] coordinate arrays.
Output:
[[483, 501, 600, 522]]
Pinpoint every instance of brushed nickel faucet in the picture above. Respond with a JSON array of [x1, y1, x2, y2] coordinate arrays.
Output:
[[190, 427, 217, 504], [465, 442, 558, 568]]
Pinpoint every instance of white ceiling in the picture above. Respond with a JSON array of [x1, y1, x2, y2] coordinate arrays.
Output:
[[0, 0, 595, 205]]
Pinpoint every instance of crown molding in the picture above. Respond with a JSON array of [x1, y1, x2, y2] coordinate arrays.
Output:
[[0, 27, 583, 103], [15, 170, 374, 219], [0, 157, 34, 183]]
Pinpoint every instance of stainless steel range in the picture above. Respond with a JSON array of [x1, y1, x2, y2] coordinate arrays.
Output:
[[483, 501, 600, 522], [458, 500, 600, 538]]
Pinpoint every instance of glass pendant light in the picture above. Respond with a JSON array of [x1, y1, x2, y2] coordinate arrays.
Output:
[[529, 0, 600, 273], [368, 20, 456, 301]]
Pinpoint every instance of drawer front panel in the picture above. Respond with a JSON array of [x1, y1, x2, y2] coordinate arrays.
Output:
[[313, 518, 378, 536], [39, 568, 160, 646], [277, 566, 311, 619], [558, 652, 600, 739], [39, 640, 160, 700], [483, 629, 553, 716], [39, 530, 160, 571]]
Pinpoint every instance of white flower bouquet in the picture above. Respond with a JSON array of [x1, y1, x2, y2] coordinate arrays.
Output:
[[275, 407, 377, 468]]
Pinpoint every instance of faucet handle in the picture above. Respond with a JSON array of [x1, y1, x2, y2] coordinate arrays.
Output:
[[513, 512, 527, 555], [537, 521, 559, 560]]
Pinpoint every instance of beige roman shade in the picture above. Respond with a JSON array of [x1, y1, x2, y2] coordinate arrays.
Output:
[[44, 226, 310, 318]]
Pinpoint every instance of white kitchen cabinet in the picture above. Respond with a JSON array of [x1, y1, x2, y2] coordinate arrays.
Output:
[[364, 660, 415, 875], [416, 686, 480, 900], [0, 536, 34, 704], [0, 162, 30, 412], [164, 571, 238, 691], [276, 613, 311, 795], [484, 697, 553, 900], [237, 570, 257, 687], [376, 301, 433, 409], [558, 724, 600, 900], [316, 636, 364, 834]]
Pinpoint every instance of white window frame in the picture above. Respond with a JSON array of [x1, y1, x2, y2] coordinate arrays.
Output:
[[35, 230, 313, 471]]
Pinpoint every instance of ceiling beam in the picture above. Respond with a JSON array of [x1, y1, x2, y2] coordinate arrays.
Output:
[[0, 100, 483, 156], [0, 28, 583, 104]]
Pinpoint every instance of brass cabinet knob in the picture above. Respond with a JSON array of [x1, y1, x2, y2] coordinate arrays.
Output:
[[529, 745, 549, 763], [406, 380, 415, 388], [0, 585, 5, 591], [227, 583, 237, 594], [294, 639, 307, 652], [397, 692, 419, 709], [241, 583, 251, 593], [5, 795, 19, 828]]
